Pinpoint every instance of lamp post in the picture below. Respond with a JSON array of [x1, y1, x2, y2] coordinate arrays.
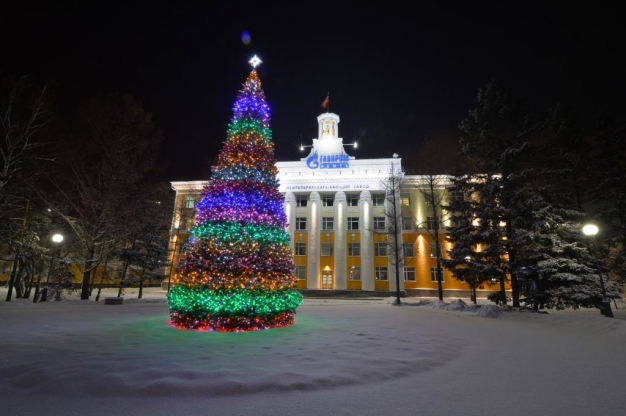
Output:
[[464, 255, 477, 304], [582, 224, 613, 318], [38, 233, 64, 302]]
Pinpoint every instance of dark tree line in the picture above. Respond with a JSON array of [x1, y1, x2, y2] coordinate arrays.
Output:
[[443, 80, 624, 311], [1, 74, 174, 301]]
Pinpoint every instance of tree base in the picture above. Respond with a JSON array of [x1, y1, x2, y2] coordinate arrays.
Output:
[[170, 310, 297, 331], [167, 285, 303, 331]]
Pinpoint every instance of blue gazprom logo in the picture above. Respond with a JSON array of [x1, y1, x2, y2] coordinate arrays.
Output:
[[306, 151, 319, 169], [306, 151, 349, 169]]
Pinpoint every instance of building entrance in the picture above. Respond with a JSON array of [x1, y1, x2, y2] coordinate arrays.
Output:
[[321, 271, 333, 289]]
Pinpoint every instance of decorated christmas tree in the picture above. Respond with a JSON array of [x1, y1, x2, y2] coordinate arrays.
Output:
[[167, 56, 303, 331]]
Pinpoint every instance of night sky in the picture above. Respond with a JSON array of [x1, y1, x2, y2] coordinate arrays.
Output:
[[3, 2, 625, 180]]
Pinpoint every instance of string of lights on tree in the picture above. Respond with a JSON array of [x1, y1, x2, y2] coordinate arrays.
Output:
[[167, 56, 303, 331]]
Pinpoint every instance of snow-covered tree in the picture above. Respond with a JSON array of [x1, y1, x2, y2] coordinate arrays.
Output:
[[517, 106, 622, 310], [586, 112, 626, 284], [445, 80, 537, 306], [41, 93, 163, 300], [446, 82, 621, 311]]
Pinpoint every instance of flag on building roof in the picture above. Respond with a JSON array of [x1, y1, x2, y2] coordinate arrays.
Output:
[[320, 94, 329, 110]]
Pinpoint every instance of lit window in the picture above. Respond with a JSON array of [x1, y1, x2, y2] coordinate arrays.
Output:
[[349, 266, 361, 280], [403, 267, 416, 281], [400, 193, 410, 206], [375, 267, 388, 281], [184, 196, 195, 209]]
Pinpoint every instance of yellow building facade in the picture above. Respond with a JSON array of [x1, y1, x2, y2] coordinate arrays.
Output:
[[166, 112, 500, 298]]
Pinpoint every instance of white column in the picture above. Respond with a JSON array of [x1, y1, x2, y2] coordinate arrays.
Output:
[[359, 190, 374, 291], [334, 191, 347, 290], [283, 192, 296, 248], [307, 191, 321, 289]]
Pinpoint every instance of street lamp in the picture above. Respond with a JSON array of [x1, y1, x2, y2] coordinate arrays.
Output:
[[464, 256, 477, 304], [38, 233, 64, 302], [582, 224, 613, 318]]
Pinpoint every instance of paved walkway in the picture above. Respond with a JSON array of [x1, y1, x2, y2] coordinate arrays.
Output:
[[1, 286, 625, 320]]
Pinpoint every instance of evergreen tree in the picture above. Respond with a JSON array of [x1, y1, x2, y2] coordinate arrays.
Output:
[[118, 233, 169, 299], [167, 59, 303, 331], [518, 106, 622, 310], [443, 172, 511, 304], [446, 85, 621, 311], [587, 113, 626, 283], [445, 80, 537, 306]]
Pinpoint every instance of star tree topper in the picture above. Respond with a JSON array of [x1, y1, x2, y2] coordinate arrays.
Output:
[[249, 55, 263, 68]]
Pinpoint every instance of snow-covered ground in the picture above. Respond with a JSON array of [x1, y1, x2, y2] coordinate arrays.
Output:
[[1, 287, 625, 416]]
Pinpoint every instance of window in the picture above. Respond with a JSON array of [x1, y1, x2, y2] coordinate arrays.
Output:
[[347, 217, 359, 230], [400, 193, 410, 206], [429, 243, 441, 258], [347, 194, 359, 206], [373, 217, 385, 230], [348, 243, 360, 256], [403, 267, 416, 281], [184, 218, 195, 230], [426, 216, 438, 230], [321, 243, 333, 256], [322, 194, 334, 207], [448, 188, 464, 202], [322, 217, 334, 230], [402, 217, 413, 230], [184, 196, 195, 209], [375, 242, 387, 256], [296, 195, 308, 207], [295, 265, 306, 280], [403, 243, 415, 257], [430, 267, 444, 282], [375, 267, 388, 281], [373, 194, 385, 207], [178, 244, 187, 255], [295, 217, 307, 230], [349, 266, 361, 280], [295, 243, 306, 256]]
